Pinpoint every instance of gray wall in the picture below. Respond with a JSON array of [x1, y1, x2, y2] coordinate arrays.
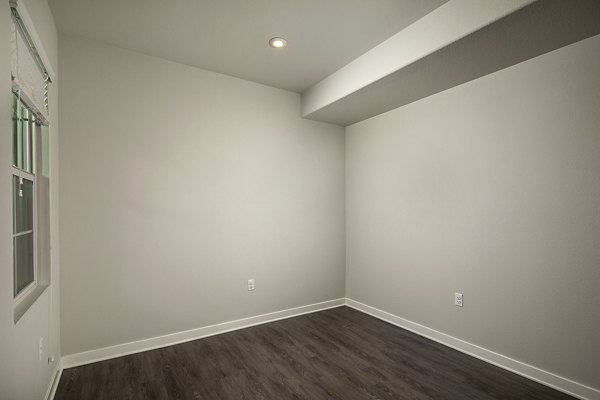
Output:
[[346, 34, 600, 389], [59, 36, 346, 356], [0, 0, 61, 399]]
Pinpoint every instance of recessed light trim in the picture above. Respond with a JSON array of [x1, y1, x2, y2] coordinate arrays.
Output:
[[269, 37, 287, 49]]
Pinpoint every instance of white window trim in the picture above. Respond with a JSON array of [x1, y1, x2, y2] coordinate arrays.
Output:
[[12, 98, 50, 323]]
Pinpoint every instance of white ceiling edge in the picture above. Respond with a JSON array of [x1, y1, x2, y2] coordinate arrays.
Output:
[[301, 0, 600, 127]]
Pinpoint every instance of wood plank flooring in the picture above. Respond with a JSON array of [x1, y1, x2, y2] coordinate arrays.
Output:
[[54, 306, 576, 400]]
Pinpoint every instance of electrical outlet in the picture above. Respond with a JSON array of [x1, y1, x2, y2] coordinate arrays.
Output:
[[247, 279, 255, 291], [454, 293, 463, 307], [39, 338, 44, 361]]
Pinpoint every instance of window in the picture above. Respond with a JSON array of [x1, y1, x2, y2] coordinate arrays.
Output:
[[12, 93, 51, 319], [12, 96, 46, 300], [10, 2, 54, 321], [13, 175, 35, 296]]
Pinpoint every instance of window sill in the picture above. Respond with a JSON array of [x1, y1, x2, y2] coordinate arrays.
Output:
[[14, 284, 49, 323]]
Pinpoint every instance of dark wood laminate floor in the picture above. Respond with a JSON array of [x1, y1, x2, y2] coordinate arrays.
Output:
[[54, 306, 576, 400]]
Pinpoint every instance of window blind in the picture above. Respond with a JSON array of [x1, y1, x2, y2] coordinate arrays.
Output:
[[10, 5, 50, 124]]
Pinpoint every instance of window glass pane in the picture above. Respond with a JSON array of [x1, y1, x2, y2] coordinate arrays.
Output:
[[14, 96, 24, 169], [22, 107, 31, 173], [13, 175, 34, 234], [32, 118, 37, 175], [14, 233, 34, 296], [30, 118, 35, 174], [12, 96, 40, 174], [42, 125, 50, 178]]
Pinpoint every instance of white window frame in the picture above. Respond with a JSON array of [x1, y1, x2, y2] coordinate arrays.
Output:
[[12, 169, 37, 303], [12, 96, 49, 322]]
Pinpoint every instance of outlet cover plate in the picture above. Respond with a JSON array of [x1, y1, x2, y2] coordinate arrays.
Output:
[[455, 292, 463, 307]]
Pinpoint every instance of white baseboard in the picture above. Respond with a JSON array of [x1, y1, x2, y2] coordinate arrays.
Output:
[[44, 363, 62, 400], [61, 298, 345, 369], [56, 297, 599, 400], [345, 298, 600, 400]]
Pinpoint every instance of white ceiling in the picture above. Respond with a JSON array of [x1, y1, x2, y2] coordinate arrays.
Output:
[[48, 0, 447, 93]]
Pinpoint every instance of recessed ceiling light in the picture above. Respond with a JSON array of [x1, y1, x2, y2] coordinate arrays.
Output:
[[269, 37, 287, 49]]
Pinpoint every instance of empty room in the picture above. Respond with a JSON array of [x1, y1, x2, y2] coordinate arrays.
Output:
[[1, 0, 599, 399]]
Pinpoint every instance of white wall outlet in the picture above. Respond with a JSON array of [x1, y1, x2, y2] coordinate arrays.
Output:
[[454, 292, 464, 307], [247, 278, 255, 291]]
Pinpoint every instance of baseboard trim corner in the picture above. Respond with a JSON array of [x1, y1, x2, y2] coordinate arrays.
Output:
[[345, 298, 600, 400], [61, 298, 345, 369]]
